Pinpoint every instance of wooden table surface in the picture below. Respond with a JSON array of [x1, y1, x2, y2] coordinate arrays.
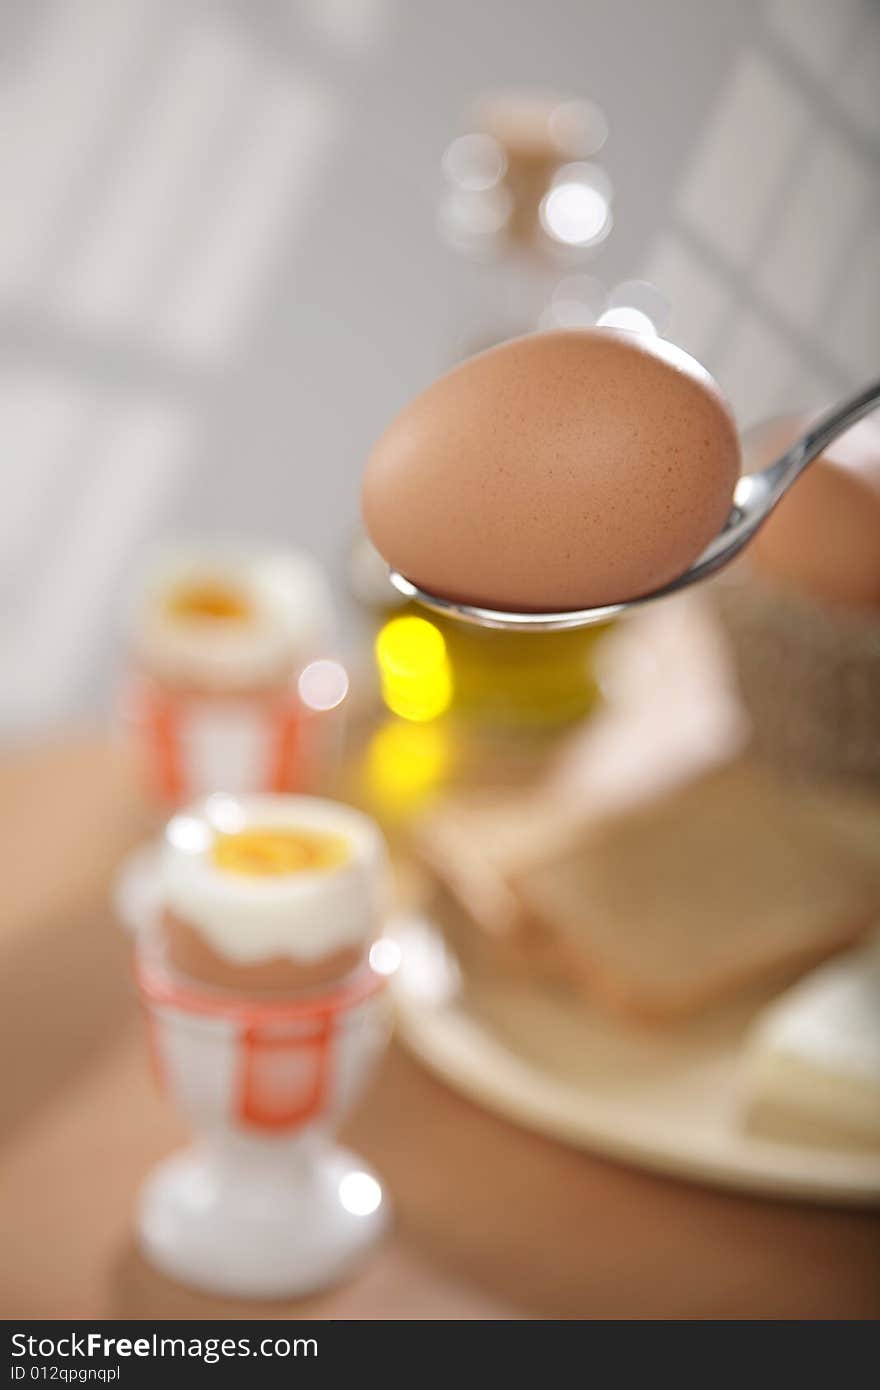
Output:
[[1, 738, 878, 1321]]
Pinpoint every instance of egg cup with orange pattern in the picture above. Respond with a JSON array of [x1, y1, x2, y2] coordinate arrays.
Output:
[[134, 794, 396, 1299], [121, 545, 345, 809]]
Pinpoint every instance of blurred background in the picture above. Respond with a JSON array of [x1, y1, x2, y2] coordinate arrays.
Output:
[[2, 0, 879, 735], [2, 0, 880, 1323]]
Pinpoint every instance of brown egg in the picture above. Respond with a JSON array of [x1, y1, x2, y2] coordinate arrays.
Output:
[[362, 329, 740, 612], [746, 414, 880, 611]]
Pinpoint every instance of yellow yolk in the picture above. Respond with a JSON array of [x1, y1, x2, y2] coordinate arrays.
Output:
[[211, 827, 350, 877], [165, 580, 253, 623]]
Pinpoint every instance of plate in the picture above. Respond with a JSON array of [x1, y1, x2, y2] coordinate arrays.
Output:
[[390, 916, 880, 1206]]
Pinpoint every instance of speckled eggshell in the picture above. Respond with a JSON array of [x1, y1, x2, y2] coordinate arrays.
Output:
[[362, 328, 741, 611]]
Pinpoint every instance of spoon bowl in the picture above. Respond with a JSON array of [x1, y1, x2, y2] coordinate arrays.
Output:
[[388, 375, 880, 633]]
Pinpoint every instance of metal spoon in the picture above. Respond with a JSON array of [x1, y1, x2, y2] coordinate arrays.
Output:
[[388, 375, 880, 632]]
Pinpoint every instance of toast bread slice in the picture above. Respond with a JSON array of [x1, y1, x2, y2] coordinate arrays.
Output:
[[512, 761, 877, 1023]]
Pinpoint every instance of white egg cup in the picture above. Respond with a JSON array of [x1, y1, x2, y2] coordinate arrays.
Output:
[[135, 938, 392, 1299], [121, 670, 344, 807]]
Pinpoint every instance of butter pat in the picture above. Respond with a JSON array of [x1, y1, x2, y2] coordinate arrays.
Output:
[[745, 941, 880, 1143]]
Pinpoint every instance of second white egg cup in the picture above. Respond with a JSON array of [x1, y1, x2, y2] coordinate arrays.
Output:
[[135, 937, 392, 1300]]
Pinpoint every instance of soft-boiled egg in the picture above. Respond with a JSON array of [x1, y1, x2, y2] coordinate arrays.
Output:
[[362, 328, 740, 612], [133, 545, 336, 690], [160, 794, 388, 966]]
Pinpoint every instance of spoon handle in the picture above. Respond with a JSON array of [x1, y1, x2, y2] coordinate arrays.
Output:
[[762, 375, 880, 500], [694, 375, 880, 578]]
